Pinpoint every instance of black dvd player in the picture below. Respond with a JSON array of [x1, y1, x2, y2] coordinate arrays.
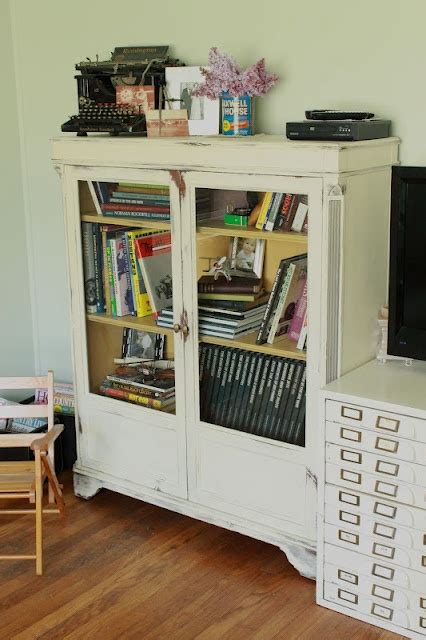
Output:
[[286, 119, 391, 141]]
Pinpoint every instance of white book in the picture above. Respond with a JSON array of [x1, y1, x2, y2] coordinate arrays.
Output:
[[87, 181, 103, 216], [297, 320, 307, 350], [291, 202, 308, 232]]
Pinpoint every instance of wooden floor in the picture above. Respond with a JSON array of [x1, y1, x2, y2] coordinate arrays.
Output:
[[0, 472, 405, 640]]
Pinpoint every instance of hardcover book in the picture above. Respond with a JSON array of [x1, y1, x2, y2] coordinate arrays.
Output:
[[288, 280, 308, 341], [81, 222, 97, 314], [135, 233, 173, 314], [198, 275, 262, 294], [267, 254, 308, 343]]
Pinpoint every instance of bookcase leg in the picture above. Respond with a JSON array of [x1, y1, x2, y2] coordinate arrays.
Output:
[[279, 542, 316, 580], [73, 472, 103, 500]]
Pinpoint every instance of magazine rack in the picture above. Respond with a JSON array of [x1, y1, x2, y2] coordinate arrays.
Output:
[[51, 134, 398, 578]]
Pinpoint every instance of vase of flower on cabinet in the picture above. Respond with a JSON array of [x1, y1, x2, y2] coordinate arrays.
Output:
[[221, 93, 254, 136]]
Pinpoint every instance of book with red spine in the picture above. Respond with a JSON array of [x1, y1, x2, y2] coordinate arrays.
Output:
[[273, 193, 294, 231], [101, 202, 170, 213], [134, 233, 173, 315]]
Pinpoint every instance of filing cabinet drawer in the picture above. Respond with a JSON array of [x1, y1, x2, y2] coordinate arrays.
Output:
[[324, 562, 426, 614], [324, 522, 426, 572], [325, 484, 426, 530], [326, 442, 426, 487], [326, 463, 426, 510], [326, 420, 426, 465], [325, 502, 426, 551], [324, 581, 426, 636], [326, 400, 426, 443], [324, 543, 426, 594]]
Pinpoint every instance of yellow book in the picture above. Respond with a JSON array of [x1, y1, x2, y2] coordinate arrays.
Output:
[[255, 192, 273, 230]]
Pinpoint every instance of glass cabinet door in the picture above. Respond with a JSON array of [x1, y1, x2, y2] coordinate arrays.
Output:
[[70, 167, 186, 424], [182, 172, 322, 452]]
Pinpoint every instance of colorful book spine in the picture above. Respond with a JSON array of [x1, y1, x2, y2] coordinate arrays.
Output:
[[101, 203, 170, 213], [100, 226, 111, 314], [110, 195, 170, 206], [109, 238, 123, 316], [99, 385, 173, 409], [92, 223, 105, 313], [273, 193, 294, 231], [105, 240, 116, 316], [264, 193, 284, 231], [102, 210, 170, 219], [81, 222, 97, 314], [126, 230, 155, 317], [255, 192, 273, 230]]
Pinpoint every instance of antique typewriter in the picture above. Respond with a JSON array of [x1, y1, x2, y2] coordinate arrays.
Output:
[[62, 98, 146, 136], [61, 45, 184, 136]]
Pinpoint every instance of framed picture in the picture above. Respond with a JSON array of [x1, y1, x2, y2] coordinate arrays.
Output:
[[116, 85, 155, 113], [165, 66, 220, 135], [228, 237, 265, 279]]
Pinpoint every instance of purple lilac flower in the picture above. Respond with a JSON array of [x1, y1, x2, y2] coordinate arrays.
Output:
[[192, 47, 278, 98]]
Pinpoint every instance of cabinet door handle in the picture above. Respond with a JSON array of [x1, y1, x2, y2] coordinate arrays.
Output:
[[173, 310, 190, 341]]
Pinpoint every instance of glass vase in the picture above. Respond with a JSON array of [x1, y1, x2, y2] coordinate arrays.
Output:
[[221, 92, 254, 136]]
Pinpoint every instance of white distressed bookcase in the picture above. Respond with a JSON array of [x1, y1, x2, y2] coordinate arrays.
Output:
[[51, 134, 398, 577]]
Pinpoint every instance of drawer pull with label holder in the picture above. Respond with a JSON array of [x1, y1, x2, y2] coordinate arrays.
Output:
[[338, 588, 358, 604], [341, 406, 363, 421], [376, 415, 400, 433], [372, 584, 394, 602], [338, 569, 358, 585]]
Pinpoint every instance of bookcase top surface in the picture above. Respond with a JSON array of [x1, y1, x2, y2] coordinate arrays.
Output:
[[51, 134, 399, 176], [323, 358, 426, 416]]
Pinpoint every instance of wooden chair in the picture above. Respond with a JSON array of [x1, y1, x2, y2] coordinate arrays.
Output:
[[0, 371, 65, 575]]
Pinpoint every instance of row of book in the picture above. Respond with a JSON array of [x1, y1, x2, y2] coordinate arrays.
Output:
[[82, 224, 172, 317], [199, 345, 306, 446], [99, 359, 175, 413], [88, 182, 171, 221], [255, 192, 309, 233], [256, 253, 307, 348], [88, 181, 213, 222]]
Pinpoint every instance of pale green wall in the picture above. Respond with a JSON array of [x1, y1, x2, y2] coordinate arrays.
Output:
[[0, 0, 35, 377], [5, 0, 426, 380]]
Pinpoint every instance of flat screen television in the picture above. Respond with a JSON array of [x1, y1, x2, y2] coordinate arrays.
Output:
[[388, 166, 426, 360]]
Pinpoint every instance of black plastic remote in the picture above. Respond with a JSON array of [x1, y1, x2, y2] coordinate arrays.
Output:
[[305, 110, 375, 121]]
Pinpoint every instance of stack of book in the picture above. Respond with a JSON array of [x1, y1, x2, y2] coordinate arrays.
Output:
[[81, 224, 172, 318], [256, 253, 308, 347], [99, 360, 175, 413], [157, 295, 269, 339], [199, 345, 306, 446], [255, 192, 308, 233], [90, 181, 171, 221]]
